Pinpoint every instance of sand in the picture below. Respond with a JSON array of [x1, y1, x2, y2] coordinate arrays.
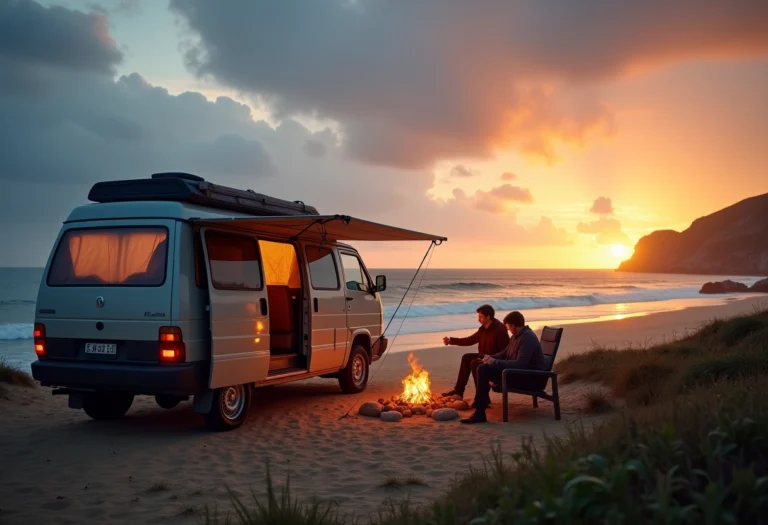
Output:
[[0, 296, 765, 524]]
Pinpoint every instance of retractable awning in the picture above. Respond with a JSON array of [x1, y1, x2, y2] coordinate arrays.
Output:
[[191, 214, 447, 244]]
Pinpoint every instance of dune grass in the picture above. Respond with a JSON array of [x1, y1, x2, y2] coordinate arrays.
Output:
[[379, 476, 427, 490], [0, 357, 34, 388], [582, 387, 614, 414], [204, 309, 768, 524]]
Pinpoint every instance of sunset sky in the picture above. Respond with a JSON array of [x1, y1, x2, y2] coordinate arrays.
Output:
[[1, 1, 766, 269]]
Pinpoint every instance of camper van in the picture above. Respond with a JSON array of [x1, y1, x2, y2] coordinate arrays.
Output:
[[30, 173, 445, 430]]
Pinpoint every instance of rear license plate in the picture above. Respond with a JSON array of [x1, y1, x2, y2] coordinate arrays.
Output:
[[85, 343, 117, 355]]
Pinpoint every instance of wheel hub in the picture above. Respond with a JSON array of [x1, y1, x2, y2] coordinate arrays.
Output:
[[220, 385, 245, 420], [352, 355, 366, 386]]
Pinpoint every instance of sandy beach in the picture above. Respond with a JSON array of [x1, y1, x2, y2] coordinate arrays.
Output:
[[0, 296, 765, 525]]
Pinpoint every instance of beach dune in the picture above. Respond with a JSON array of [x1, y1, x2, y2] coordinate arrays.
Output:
[[0, 297, 764, 524]]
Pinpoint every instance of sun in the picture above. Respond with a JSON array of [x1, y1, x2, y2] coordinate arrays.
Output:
[[611, 244, 632, 259]]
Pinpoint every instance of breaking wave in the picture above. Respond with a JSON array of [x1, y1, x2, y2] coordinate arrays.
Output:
[[385, 286, 703, 320], [0, 323, 34, 341]]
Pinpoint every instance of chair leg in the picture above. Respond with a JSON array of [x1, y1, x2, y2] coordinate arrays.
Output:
[[551, 376, 561, 421], [502, 381, 509, 423], [532, 396, 538, 408]]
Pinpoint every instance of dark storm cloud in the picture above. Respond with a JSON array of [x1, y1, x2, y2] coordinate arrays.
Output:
[[0, 0, 123, 73], [170, 0, 768, 168]]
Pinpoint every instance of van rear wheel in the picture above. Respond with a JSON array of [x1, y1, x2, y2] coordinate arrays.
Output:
[[339, 346, 369, 394], [203, 384, 250, 431], [82, 392, 134, 420]]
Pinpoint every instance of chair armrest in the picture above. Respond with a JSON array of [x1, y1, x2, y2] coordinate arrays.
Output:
[[502, 369, 557, 379]]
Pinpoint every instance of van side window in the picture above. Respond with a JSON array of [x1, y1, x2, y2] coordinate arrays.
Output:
[[194, 233, 207, 289], [205, 231, 263, 290], [340, 253, 369, 292], [306, 246, 339, 290]]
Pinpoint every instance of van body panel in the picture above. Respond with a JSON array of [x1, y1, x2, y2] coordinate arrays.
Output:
[[171, 222, 208, 362], [201, 227, 271, 388], [304, 244, 347, 372]]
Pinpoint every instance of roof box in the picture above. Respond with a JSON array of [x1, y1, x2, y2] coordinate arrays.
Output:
[[87, 173, 319, 216]]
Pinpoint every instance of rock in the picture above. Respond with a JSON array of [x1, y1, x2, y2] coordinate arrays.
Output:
[[431, 403, 440, 410], [449, 400, 470, 411], [403, 410, 413, 418], [431, 408, 459, 421], [426, 409, 433, 417], [381, 411, 402, 422], [451, 394, 463, 401], [750, 278, 768, 293], [412, 407, 424, 415], [393, 406, 404, 413], [381, 405, 392, 412], [699, 280, 749, 294], [378, 398, 386, 405], [358, 402, 382, 418]]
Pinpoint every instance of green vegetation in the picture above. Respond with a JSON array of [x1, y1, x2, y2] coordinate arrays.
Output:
[[203, 309, 768, 524]]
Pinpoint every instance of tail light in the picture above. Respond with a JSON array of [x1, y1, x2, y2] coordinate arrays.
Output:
[[159, 326, 185, 363], [33, 323, 46, 358]]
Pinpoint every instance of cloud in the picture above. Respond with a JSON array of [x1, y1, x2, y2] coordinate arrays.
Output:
[[589, 196, 614, 215], [501, 172, 517, 181], [0, 0, 123, 76], [303, 139, 327, 158], [170, 0, 768, 168], [577, 216, 631, 245], [454, 183, 534, 215], [450, 164, 475, 178]]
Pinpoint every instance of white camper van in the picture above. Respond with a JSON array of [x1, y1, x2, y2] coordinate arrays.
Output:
[[31, 173, 446, 430]]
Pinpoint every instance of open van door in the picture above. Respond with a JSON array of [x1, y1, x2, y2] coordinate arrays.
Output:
[[200, 227, 271, 389]]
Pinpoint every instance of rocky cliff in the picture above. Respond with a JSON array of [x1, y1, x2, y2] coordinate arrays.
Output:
[[618, 192, 768, 276]]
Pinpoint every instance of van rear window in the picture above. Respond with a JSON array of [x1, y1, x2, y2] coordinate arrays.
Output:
[[47, 227, 168, 287]]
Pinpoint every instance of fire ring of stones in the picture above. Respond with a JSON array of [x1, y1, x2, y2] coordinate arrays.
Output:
[[357, 353, 470, 422], [358, 395, 470, 422]]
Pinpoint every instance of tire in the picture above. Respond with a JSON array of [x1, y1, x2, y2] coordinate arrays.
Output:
[[82, 392, 134, 420], [339, 345, 369, 394], [155, 395, 182, 410], [203, 384, 251, 431]]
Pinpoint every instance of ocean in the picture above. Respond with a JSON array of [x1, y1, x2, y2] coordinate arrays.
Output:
[[2, 267, 764, 372]]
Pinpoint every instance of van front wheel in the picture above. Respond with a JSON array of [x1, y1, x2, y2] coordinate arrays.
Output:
[[203, 385, 251, 431], [82, 392, 134, 420], [339, 346, 369, 394]]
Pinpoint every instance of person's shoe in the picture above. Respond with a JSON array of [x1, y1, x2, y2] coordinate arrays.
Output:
[[470, 399, 491, 409], [441, 389, 463, 397], [460, 410, 488, 424]]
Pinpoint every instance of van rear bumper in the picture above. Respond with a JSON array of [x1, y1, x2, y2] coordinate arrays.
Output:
[[31, 360, 207, 397]]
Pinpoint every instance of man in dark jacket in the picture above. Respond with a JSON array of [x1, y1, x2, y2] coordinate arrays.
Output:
[[441, 304, 510, 398], [461, 310, 547, 424]]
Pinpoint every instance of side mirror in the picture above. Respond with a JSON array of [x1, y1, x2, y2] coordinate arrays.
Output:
[[374, 275, 387, 293]]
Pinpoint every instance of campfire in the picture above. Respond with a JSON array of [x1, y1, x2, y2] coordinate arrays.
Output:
[[358, 352, 472, 422]]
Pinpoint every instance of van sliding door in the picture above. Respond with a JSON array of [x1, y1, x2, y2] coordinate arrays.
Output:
[[201, 228, 271, 389]]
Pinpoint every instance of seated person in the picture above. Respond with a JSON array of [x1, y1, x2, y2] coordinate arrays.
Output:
[[441, 304, 510, 399], [461, 310, 546, 424]]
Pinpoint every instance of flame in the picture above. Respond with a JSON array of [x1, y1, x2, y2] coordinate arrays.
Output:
[[398, 352, 432, 405]]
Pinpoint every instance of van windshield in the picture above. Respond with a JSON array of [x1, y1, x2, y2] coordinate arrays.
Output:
[[47, 227, 168, 287]]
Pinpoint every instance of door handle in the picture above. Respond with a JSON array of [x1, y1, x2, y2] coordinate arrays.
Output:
[[345, 297, 353, 301], [313, 298, 319, 312], [259, 298, 268, 316]]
